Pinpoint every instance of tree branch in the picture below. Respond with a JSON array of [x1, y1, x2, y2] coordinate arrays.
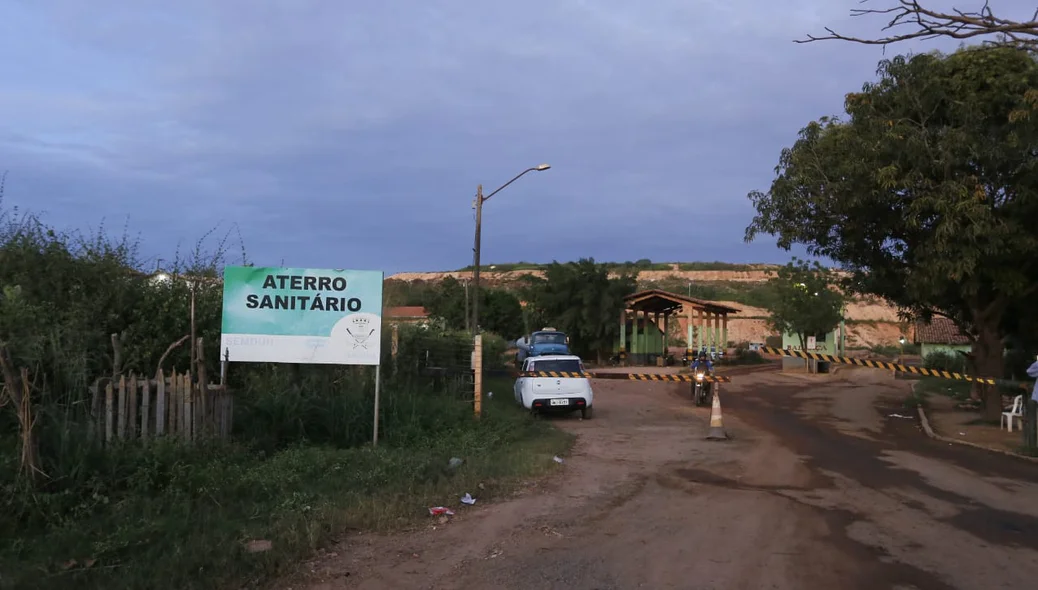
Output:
[[154, 335, 190, 378], [798, 1, 1038, 50]]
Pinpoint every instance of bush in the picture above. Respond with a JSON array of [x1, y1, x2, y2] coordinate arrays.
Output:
[[0, 200, 230, 491], [481, 332, 510, 369], [723, 347, 769, 365], [870, 345, 901, 358], [923, 350, 968, 374]]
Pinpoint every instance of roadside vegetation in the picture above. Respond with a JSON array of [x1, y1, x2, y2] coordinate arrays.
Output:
[[0, 196, 572, 590], [389, 258, 638, 361], [901, 352, 1031, 420]]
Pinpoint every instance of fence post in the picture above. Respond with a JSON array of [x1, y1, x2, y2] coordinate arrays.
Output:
[[183, 372, 193, 442], [141, 375, 151, 441], [117, 375, 127, 440], [128, 374, 138, 439], [105, 382, 114, 444], [473, 334, 483, 419], [220, 348, 230, 437], [169, 369, 178, 437], [221, 348, 229, 387], [155, 370, 166, 437], [196, 338, 208, 438]]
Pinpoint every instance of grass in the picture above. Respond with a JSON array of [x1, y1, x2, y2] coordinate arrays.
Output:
[[903, 391, 926, 409], [914, 376, 972, 402], [1016, 445, 1038, 458], [868, 345, 902, 358], [1, 378, 573, 590]]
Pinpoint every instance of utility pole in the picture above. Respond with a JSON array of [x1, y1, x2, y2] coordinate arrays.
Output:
[[467, 165, 550, 419], [471, 184, 484, 335], [469, 164, 550, 335], [464, 279, 470, 332]]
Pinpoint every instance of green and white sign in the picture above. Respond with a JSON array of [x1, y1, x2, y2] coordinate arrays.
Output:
[[220, 266, 384, 365]]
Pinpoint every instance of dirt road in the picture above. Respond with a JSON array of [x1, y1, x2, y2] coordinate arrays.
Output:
[[293, 366, 1038, 590]]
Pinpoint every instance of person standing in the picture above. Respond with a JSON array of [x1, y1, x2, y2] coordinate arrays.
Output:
[[1026, 358, 1038, 446], [1028, 357, 1038, 403]]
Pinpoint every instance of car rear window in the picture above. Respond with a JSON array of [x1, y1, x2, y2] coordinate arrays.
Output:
[[530, 359, 582, 373], [532, 332, 566, 345]]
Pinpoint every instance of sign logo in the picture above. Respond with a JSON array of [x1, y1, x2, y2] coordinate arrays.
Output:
[[346, 315, 376, 349]]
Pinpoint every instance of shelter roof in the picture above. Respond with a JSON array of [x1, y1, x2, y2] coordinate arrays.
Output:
[[624, 290, 740, 315]]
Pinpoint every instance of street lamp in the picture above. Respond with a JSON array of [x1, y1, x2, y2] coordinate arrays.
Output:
[[471, 164, 551, 334]]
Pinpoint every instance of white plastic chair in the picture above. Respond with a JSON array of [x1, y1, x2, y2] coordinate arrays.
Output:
[[1002, 395, 1024, 432]]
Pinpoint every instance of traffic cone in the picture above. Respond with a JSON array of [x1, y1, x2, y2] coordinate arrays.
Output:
[[706, 388, 728, 440]]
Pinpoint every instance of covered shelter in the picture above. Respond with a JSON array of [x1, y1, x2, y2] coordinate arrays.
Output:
[[619, 290, 740, 366]]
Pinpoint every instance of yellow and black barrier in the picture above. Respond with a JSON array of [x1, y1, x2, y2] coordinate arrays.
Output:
[[515, 371, 587, 378], [516, 371, 732, 383], [758, 346, 1031, 389]]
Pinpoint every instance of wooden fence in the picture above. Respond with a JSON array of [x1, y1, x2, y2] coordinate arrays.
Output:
[[90, 369, 233, 444]]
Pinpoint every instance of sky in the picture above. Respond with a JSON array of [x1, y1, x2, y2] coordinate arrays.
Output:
[[0, 0, 1015, 274]]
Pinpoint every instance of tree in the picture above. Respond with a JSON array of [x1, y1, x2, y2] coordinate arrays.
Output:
[[764, 259, 846, 372], [745, 47, 1038, 419], [800, 1, 1038, 51], [424, 277, 523, 337], [514, 274, 549, 337], [524, 258, 637, 361], [425, 277, 468, 329], [481, 289, 524, 338]]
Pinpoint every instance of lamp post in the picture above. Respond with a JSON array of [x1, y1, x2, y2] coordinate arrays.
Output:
[[471, 164, 551, 335]]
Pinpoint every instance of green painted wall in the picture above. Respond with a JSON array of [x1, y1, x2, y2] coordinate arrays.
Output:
[[781, 330, 838, 371], [781, 330, 838, 354]]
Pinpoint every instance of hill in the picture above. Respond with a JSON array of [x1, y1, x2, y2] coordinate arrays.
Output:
[[386, 263, 905, 348], [388, 267, 781, 287]]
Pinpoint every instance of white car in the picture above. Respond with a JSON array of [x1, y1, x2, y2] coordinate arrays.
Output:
[[514, 354, 594, 419]]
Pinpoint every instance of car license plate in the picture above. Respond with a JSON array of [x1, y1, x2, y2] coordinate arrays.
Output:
[[550, 398, 569, 406]]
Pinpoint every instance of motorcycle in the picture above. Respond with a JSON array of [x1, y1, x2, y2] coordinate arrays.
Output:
[[692, 369, 711, 406]]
